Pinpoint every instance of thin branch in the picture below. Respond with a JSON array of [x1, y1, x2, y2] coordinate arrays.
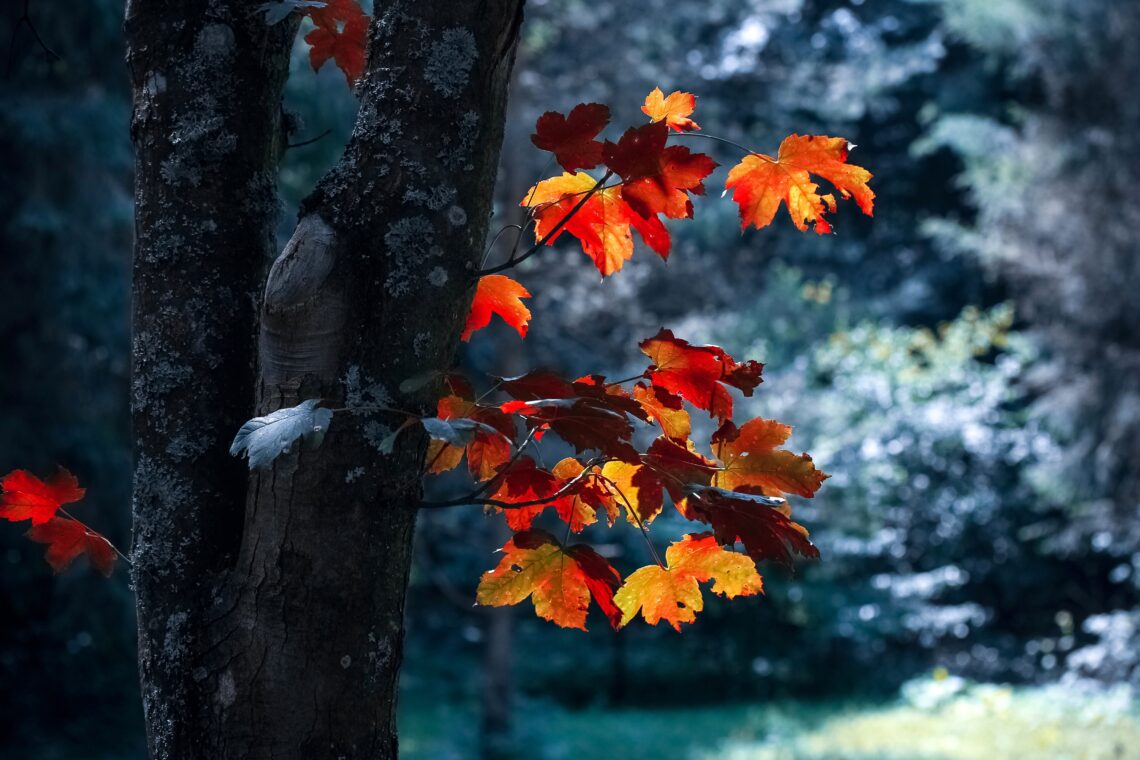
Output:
[[328, 403, 418, 417], [478, 153, 555, 271], [286, 128, 333, 150], [604, 373, 648, 387], [420, 427, 540, 507], [479, 223, 525, 268], [478, 170, 615, 276], [420, 456, 608, 510], [6, 0, 60, 77]]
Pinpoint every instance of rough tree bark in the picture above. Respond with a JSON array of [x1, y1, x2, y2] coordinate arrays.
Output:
[[126, 2, 525, 757]]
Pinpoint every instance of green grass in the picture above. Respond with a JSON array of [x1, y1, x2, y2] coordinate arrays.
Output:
[[400, 677, 1140, 760]]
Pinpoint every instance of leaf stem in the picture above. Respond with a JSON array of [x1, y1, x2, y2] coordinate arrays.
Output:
[[674, 132, 761, 158], [58, 508, 132, 566], [596, 474, 666, 569]]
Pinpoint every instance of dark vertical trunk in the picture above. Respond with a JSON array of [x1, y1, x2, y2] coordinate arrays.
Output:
[[125, 3, 297, 756], [128, 0, 525, 757]]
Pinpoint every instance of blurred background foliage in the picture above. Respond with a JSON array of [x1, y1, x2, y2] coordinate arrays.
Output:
[[2, 0, 1138, 757]]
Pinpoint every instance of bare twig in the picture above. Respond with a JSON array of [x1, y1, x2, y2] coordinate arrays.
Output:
[[286, 128, 333, 150], [6, 0, 60, 77]]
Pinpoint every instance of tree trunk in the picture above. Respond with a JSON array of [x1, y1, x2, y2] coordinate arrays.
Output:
[[127, 1, 525, 757]]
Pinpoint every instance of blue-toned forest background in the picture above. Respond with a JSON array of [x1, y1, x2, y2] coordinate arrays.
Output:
[[2, 1, 1138, 757]]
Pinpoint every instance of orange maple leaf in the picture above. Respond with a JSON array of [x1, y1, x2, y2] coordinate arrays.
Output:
[[641, 87, 700, 132], [711, 418, 828, 499], [462, 274, 532, 342], [614, 533, 762, 630], [523, 172, 669, 276], [304, 0, 369, 87], [0, 468, 85, 526], [598, 460, 664, 526], [27, 517, 116, 577], [476, 529, 622, 630], [725, 134, 874, 234], [550, 458, 620, 532], [632, 383, 691, 441], [422, 394, 514, 481]]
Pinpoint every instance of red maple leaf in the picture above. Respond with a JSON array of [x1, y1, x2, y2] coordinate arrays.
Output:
[[27, 517, 116, 577], [0, 468, 86, 525], [531, 103, 610, 173], [639, 329, 763, 420], [304, 0, 369, 87], [602, 122, 717, 220], [488, 456, 563, 531], [501, 397, 638, 462], [680, 487, 819, 571]]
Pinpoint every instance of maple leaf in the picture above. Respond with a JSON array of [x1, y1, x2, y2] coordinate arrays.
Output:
[[639, 329, 763, 420], [523, 172, 670, 275], [602, 122, 717, 220], [27, 517, 116, 577], [599, 460, 664, 526], [569, 375, 651, 422], [0, 468, 86, 526], [501, 397, 638, 461], [462, 274, 532, 342], [531, 103, 610, 173], [680, 486, 819, 570], [614, 533, 762, 630], [487, 457, 562, 531], [303, 0, 369, 87], [711, 418, 828, 498], [425, 438, 464, 475], [498, 370, 577, 401], [641, 87, 700, 132], [725, 134, 874, 234], [633, 383, 691, 441], [641, 436, 717, 501], [500, 372, 648, 423], [550, 458, 620, 531], [422, 394, 514, 481], [476, 529, 622, 630]]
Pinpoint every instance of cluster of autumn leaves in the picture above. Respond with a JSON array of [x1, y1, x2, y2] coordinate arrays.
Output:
[[434, 88, 873, 629], [421, 328, 828, 630], [2, 0, 875, 633], [461, 87, 874, 345], [0, 469, 116, 577]]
